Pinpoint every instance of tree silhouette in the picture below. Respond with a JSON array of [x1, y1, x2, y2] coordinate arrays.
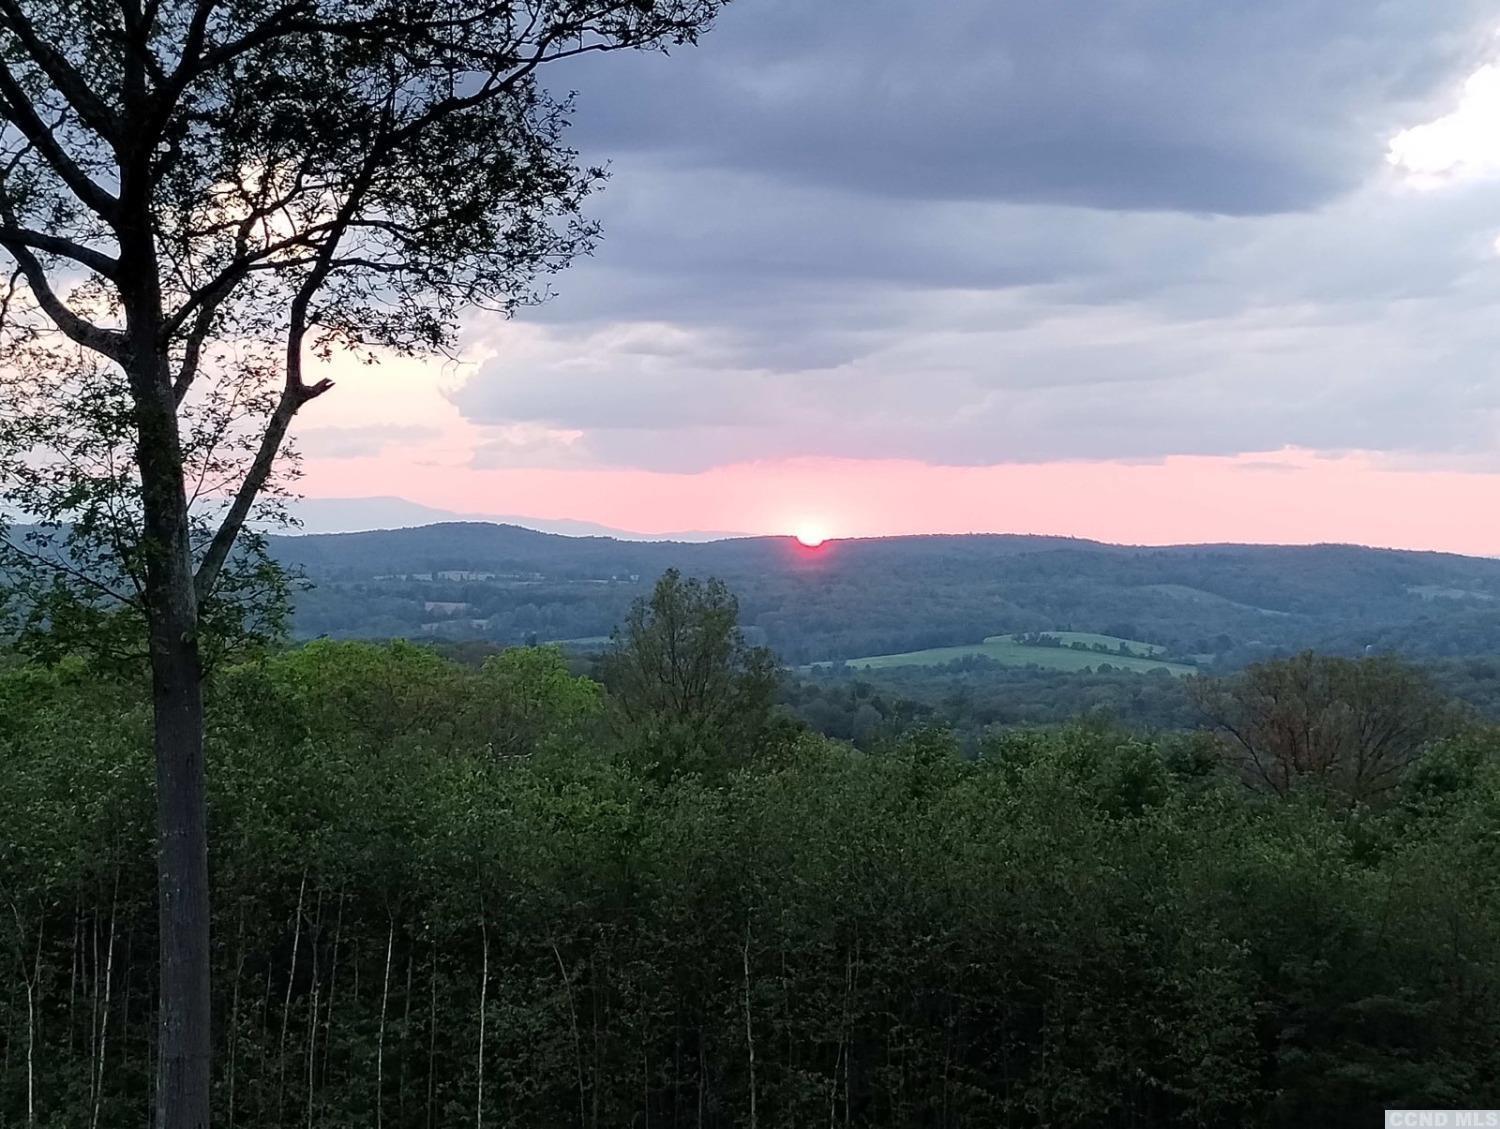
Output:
[[0, 2, 725, 1123]]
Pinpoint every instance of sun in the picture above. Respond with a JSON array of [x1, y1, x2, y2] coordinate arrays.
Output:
[[794, 524, 827, 549]]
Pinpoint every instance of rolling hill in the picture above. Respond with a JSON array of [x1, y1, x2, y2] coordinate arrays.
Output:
[[270, 523, 1500, 669]]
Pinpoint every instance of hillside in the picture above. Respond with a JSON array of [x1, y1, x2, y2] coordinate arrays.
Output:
[[272, 524, 1500, 668], [809, 633, 1195, 676]]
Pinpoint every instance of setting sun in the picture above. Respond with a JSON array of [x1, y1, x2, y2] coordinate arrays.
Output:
[[795, 524, 827, 548]]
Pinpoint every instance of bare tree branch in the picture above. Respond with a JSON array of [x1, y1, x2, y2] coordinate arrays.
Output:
[[192, 148, 382, 599], [0, 58, 120, 222], [168, 0, 314, 95], [1, 533, 140, 606], [0, 224, 118, 276], [0, 0, 122, 141], [0, 233, 125, 358], [191, 373, 327, 601]]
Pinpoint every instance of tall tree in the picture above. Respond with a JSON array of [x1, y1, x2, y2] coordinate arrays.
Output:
[[0, 2, 726, 1125], [1190, 652, 1462, 805], [600, 569, 780, 774]]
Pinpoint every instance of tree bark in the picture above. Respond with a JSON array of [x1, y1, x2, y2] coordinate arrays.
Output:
[[228, 908, 245, 1129], [104, 91, 215, 1117], [306, 887, 324, 1129], [476, 921, 488, 1129], [742, 926, 757, 1129], [426, 958, 438, 1129], [147, 541, 211, 1129], [378, 919, 394, 1129], [278, 872, 307, 1124], [92, 877, 119, 1129], [9, 902, 39, 1128], [132, 349, 212, 1129], [551, 939, 586, 1129]]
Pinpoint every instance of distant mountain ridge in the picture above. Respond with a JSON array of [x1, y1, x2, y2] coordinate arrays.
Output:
[[285, 496, 744, 542], [272, 521, 1500, 667]]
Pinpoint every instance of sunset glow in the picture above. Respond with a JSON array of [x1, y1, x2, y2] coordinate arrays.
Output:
[[294, 446, 1500, 555], [794, 524, 828, 548], [269, 11, 1500, 559]]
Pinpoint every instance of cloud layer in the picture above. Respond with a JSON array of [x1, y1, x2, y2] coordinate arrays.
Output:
[[409, 2, 1500, 483]]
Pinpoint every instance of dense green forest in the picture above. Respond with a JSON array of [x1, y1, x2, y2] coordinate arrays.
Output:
[[785, 661, 1201, 747], [786, 655, 1500, 750], [273, 522, 1500, 666], [280, 521, 1500, 751], [6, 573, 1500, 1126]]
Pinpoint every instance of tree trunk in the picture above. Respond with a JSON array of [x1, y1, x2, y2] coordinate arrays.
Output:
[[146, 529, 211, 1129], [426, 959, 438, 1129], [278, 870, 308, 1123], [128, 341, 212, 1129], [552, 939, 586, 1129], [742, 926, 757, 1129], [69, 895, 79, 1059], [92, 879, 120, 1129], [306, 887, 326, 1129], [228, 909, 245, 1129], [322, 890, 346, 1093], [399, 950, 414, 1120], [145, 512, 211, 1127], [476, 921, 488, 1129], [377, 920, 395, 1129], [148, 568, 211, 1129], [9, 903, 40, 1129]]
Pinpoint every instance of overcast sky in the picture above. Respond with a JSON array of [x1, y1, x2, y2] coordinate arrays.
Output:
[[298, 0, 1500, 550]]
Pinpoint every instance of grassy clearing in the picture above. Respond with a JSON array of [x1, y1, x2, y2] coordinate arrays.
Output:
[[810, 636, 1196, 676], [983, 632, 1166, 656], [1137, 584, 1291, 616], [1407, 585, 1495, 602]]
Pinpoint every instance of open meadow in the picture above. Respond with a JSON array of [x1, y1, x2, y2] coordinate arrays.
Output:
[[808, 631, 1196, 675]]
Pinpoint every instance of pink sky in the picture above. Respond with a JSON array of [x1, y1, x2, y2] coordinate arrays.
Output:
[[284, 41, 1500, 561], [275, 36, 1500, 561], [303, 447, 1500, 555]]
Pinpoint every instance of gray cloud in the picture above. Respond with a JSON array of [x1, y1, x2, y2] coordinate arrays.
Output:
[[468, 430, 596, 470], [558, 0, 1492, 215], [447, 1, 1500, 474], [458, 261, 1500, 473]]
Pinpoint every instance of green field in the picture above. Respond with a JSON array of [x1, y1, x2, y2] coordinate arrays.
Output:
[[545, 635, 612, 649], [810, 632, 1195, 676], [1137, 584, 1291, 617], [1407, 584, 1496, 602], [984, 631, 1167, 656]]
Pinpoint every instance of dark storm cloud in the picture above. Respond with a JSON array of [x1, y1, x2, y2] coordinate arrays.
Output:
[[559, 0, 1492, 215], [449, 0, 1500, 473]]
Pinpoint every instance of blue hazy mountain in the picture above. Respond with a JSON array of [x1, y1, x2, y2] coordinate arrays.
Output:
[[286, 496, 745, 542]]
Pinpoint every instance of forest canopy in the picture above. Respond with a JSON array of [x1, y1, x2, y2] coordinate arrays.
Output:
[[268, 524, 1500, 666], [3, 573, 1500, 1127]]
